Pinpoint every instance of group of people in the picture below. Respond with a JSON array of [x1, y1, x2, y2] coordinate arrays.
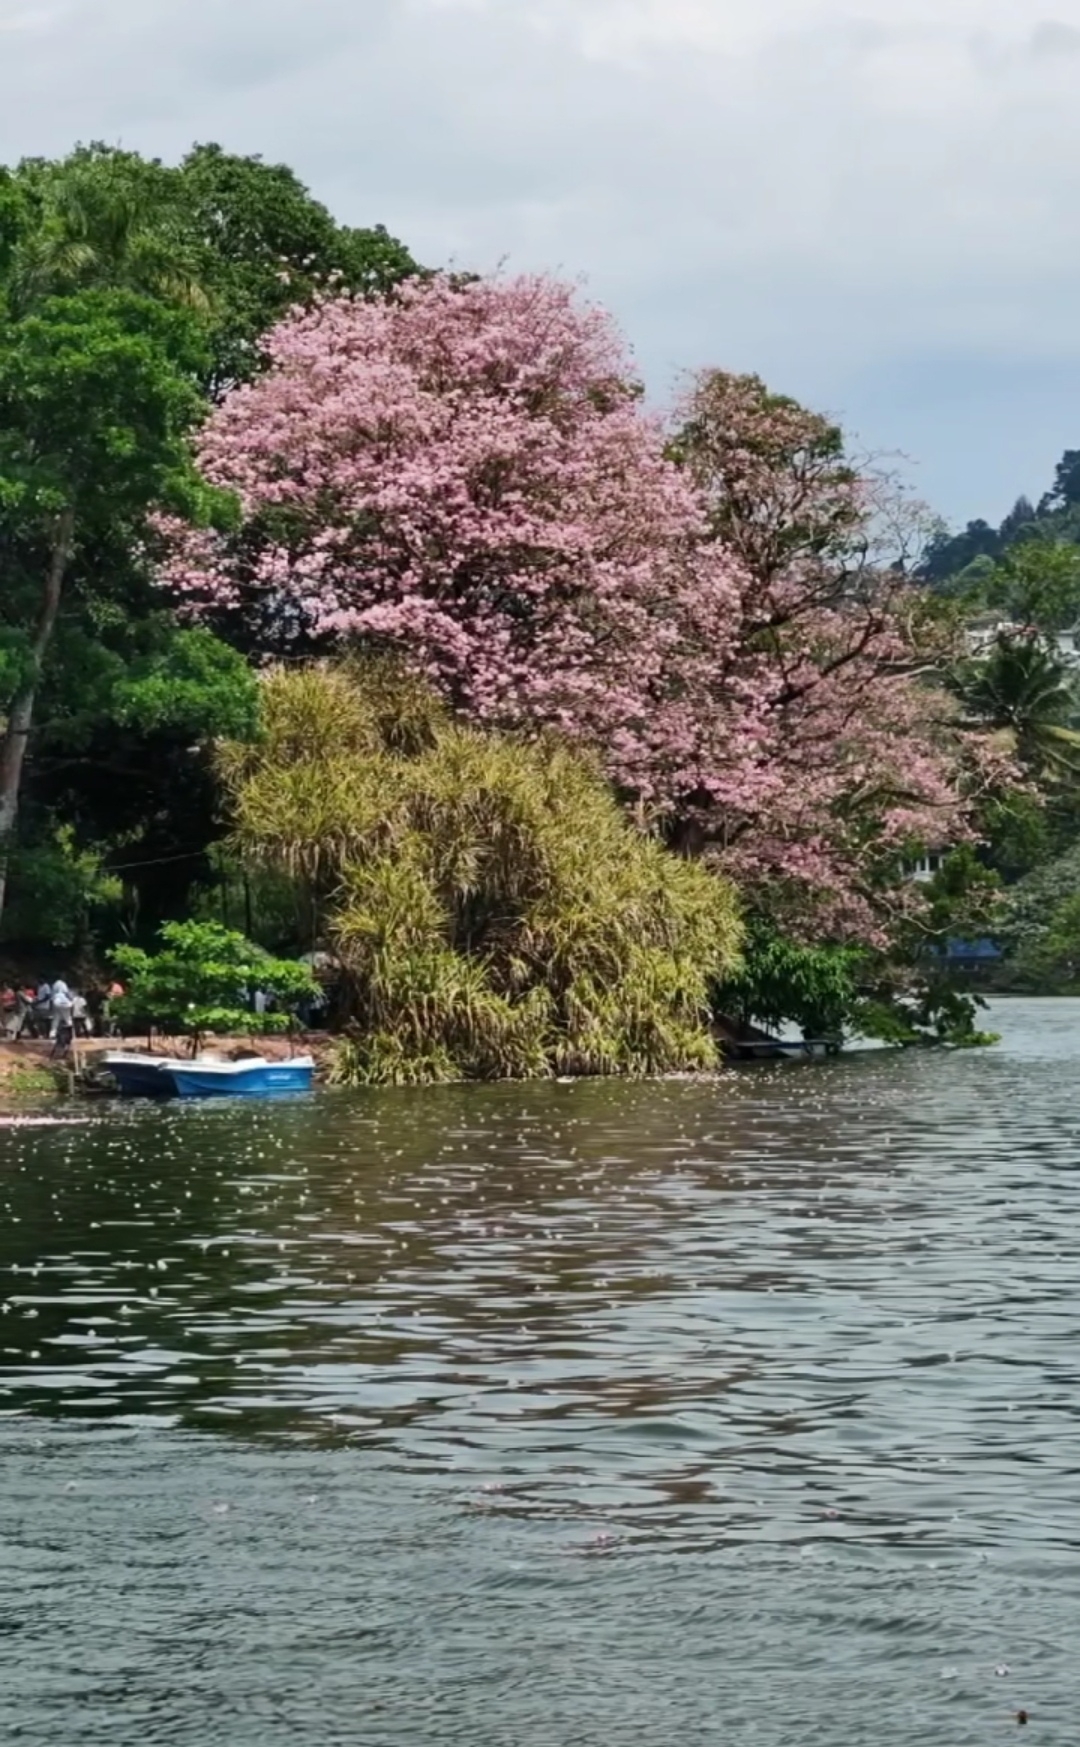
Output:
[[1, 978, 125, 1053]]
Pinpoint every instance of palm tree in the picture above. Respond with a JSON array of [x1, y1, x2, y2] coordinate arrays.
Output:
[[959, 634, 1080, 781], [9, 157, 208, 315]]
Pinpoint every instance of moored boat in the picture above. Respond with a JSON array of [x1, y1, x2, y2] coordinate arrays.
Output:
[[101, 1051, 315, 1099], [101, 1052, 189, 1098], [166, 1055, 315, 1099]]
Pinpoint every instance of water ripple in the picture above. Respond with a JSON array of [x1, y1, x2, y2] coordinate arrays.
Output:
[[1, 999, 1079, 1743]]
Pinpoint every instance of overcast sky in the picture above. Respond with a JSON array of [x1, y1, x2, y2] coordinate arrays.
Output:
[[3, 0, 1080, 526]]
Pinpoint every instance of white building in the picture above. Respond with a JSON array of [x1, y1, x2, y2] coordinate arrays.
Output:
[[909, 851, 947, 885], [964, 616, 1080, 667]]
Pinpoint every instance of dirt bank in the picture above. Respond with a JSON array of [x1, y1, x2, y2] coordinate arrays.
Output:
[[0, 1033, 338, 1091]]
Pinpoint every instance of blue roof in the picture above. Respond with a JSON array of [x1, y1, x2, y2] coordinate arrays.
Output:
[[942, 938, 1002, 961]]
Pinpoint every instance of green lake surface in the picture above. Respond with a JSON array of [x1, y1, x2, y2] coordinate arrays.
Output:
[[1, 997, 1078, 1743]]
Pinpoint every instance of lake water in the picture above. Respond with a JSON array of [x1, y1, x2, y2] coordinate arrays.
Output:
[[1, 998, 1078, 1744]]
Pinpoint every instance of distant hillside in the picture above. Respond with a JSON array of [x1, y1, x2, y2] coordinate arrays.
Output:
[[921, 450, 1080, 588]]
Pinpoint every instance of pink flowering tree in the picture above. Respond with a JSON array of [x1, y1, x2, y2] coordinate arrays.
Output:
[[162, 275, 1008, 946], [162, 274, 738, 736], [659, 370, 1013, 942]]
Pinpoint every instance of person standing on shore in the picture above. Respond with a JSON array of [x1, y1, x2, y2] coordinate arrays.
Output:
[[50, 979, 74, 1051], [101, 981, 124, 1037], [48, 985, 72, 1034], [33, 979, 53, 1038]]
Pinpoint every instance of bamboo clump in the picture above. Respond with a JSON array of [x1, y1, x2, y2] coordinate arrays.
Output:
[[218, 660, 743, 1085]]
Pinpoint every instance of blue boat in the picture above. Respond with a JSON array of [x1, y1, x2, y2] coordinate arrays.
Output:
[[102, 1052, 315, 1100], [102, 1052, 188, 1098], [166, 1055, 315, 1099]]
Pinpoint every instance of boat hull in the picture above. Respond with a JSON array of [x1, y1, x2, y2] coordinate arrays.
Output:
[[167, 1058, 315, 1099], [102, 1053, 185, 1098]]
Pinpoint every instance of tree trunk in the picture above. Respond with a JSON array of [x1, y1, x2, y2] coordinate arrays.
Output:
[[0, 506, 76, 920]]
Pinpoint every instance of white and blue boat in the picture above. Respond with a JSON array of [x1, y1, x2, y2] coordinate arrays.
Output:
[[103, 1052, 315, 1100], [167, 1055, 315, 1099], [102, 1052, 189, 1098]]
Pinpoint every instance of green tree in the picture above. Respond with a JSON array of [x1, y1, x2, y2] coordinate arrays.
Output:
[[0, 169, 25, 282], [851, 845, 1002, 1047], [714, 846, 1003, 1051], [995, 839, 1080, 983], [0, 828, 122, 949], [112, 920, 317, 1052], [922, 452, 1080, 595], [174, 142, 420, 394], [1012, 891, 1080, 991], [0, 144, 420, 943], [714, 923, 861, 1040], [920, 518, 1003, 588], [977, 789, 1056, 884], [0, 289, 214, 920], [1039, 451, 1080, 517], [14, 620, 260, 941], [956, 635, 1080, 782], [980, 538, 1080, 631], [8, 144, 421, 395], [6, 152, 206, 317]]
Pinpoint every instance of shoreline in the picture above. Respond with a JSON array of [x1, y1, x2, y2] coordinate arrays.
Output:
[[0, 1032, 338, 1097]]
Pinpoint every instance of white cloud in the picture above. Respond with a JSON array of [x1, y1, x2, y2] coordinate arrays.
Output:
[[3, 0, 1080, 519]]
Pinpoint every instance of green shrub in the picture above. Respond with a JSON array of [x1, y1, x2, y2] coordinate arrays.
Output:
[[111, 919, 317, 1051], [221, 661, 743, 1083]]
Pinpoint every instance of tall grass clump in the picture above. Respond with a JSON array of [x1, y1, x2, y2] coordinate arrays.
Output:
[[219, 660, 742, 1084]]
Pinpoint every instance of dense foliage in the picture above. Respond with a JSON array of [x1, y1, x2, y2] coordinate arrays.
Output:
[[0, 284, 216, 919], [165, 275, 1006, 947], [714, 924, 861, 1041], [0, 143, 418, 946], [7, 144, 420, 396], [2, 135, 1059, 1059], [715, 842, 1003, 1049], [923, 448, 1080, 987], [219, 664, 743, 1083]]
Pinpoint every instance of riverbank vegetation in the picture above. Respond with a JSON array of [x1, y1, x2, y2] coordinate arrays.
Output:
[[220, 664, 741, 1083], [0, 139, 1064, 1072]]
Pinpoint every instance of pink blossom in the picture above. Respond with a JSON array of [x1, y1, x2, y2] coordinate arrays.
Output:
[[161, 275, 1008, 942]]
